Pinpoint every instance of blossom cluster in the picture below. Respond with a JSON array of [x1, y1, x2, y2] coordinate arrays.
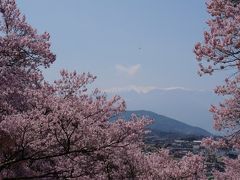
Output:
[[0, 0, 206, 179], [195, 0, 240, 177]]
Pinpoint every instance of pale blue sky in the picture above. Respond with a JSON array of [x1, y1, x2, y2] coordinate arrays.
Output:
[[17, 0, 227, 92]]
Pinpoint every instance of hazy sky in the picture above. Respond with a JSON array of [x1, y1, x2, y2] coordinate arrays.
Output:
[[17, 0, 228, 93]]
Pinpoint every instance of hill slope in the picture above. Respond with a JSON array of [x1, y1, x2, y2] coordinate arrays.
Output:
[[114, 110, 211, 138]]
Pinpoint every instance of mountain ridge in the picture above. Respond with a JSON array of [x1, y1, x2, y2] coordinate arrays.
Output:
[[106, 88, 222, 133], [114, 110, 212, 138]]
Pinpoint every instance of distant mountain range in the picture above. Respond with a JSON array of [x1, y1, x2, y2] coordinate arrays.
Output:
[[114, 110, 212, 139]]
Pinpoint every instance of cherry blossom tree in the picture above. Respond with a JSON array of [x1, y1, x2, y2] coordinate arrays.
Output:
[[194, 0, 240, 178], [0, 0, 206, 179], [0, 0, 55, 118]]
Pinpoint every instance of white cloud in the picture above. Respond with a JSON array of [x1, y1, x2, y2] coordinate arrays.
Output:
[[115, 64, 141, 76], [103, 85, 207, 94]]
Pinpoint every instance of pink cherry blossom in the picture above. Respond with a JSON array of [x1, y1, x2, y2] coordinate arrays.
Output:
[[195, 0, 240, 178], [0, 0, 206, 179]]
